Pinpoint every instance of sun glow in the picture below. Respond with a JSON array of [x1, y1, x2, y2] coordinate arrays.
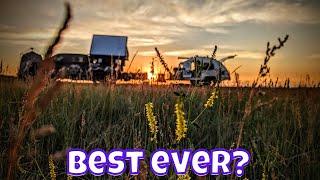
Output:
[[147, 71, 157, 80], [144, 64, 163, 81]]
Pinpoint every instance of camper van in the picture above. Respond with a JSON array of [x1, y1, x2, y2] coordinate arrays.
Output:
[[53, 53, 90, 79], [18, 48, 42, 80], [173, 56, 230, 85]]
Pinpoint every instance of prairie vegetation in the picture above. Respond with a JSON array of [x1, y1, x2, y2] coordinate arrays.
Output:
[[1, 80, 320, 179]]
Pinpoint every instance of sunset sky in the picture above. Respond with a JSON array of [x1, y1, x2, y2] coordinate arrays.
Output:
[[0, 0, 319, 83]]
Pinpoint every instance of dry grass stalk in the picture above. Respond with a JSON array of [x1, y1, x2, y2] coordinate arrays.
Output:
[[232, 35, 289, 179], [7, 3, 72, 179], [259, 35, 289, 78], [236, 35, 289, 148], [155, 47, 173, 77]]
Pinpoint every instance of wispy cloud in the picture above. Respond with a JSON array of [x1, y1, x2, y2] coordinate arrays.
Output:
[[1, 0, 319, 51]]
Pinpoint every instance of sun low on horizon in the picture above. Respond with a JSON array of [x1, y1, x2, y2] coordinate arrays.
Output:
[[0, 0, 319, 84]]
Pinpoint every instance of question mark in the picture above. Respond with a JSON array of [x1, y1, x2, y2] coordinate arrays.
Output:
[[233, 149, 250, 177]]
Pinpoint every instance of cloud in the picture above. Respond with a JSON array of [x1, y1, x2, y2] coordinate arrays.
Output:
[[139, 47, 263, 62], [236, 50, 264, 60], [204, 28, 229, 34], [129, 37, 174, 47], [163, 49, 209, 56], [57, 0, 320, 52], [2, 0, 320, 50], [0, 31, 53, 41], [138, 51, 155, 56], [169, 0, 320, 26]]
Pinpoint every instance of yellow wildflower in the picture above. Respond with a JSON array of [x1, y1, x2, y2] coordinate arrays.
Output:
[[262, 169, 267, 180], [48, 155, 56, 180], [204, 89, 218, 108], [67, 175, 73, 180], [230, 142, 236, 150], [145, 102, 158, 142], [175, 99, 187, 142], [177, 171, 191, 180]]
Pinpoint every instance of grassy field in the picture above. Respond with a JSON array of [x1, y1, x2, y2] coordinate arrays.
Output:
[[1, 78, 319, 179]]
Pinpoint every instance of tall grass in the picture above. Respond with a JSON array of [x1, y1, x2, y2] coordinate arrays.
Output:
[[1, 81, 319, 179]]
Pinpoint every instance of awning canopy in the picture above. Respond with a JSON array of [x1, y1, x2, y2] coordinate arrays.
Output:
[[90, 35, 128, 58]]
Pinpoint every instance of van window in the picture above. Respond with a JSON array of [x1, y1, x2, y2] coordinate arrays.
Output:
[[203, 63, 209, 70], [209, 63, 215, 70]]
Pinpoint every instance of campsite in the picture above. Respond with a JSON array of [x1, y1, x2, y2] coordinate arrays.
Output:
[[0, 1, 319, 179]]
